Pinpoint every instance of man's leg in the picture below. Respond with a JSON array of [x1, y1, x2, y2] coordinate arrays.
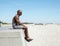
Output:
[[22, 26, 33, 42], [24, 27, 29, 38], [14, 24, 33, 42]]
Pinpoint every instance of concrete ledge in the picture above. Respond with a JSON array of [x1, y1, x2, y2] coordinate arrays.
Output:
[[0, 29, 25, 46]]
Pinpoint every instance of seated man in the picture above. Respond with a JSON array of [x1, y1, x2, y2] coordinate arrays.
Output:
[[12, 10, 33, 42]]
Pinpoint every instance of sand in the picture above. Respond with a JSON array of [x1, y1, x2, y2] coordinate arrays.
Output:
[[25, 24, 60, 46], [0, 24, 60, 46]]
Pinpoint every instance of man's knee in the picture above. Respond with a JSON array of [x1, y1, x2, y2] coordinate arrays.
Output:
[[22, 26, 28, 29]]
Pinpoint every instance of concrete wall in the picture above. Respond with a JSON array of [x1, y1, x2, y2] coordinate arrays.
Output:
[[0, 29, 25, 46]]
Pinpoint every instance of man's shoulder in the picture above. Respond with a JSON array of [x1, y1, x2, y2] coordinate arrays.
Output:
[[14, 15, 18, 18]]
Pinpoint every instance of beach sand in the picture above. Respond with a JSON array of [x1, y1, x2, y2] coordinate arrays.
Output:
[[25, 24, 60, 46], [0, 24, 60, 46]]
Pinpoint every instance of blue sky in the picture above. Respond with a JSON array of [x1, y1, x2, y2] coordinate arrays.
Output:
[[0, 0, 60, 23]]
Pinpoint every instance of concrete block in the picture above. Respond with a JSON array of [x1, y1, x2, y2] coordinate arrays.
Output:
[[0, 29, 25, 46]]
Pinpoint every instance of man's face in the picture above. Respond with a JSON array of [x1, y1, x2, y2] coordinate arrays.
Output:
[[18, 10, 22, 16]]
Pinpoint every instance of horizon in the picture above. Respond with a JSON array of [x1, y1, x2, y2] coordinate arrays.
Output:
[[0, 0, 60, 23], [0, 21, 60, 24]]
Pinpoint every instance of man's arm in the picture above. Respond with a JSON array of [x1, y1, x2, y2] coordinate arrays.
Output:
[[15, 16, 22, 25], [15, 16, 27, 28]]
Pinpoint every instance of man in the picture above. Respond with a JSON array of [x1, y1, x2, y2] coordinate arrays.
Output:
[[12, 10, 33, 42]]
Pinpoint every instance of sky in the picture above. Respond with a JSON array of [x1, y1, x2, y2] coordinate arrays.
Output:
[[0, 0, 60, 23]]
